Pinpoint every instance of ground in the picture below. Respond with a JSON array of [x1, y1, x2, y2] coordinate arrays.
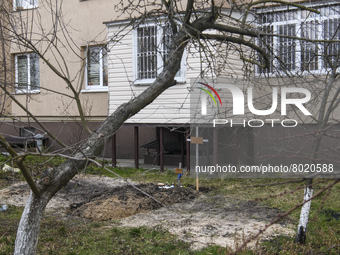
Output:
[[0, 174, 294, 250]]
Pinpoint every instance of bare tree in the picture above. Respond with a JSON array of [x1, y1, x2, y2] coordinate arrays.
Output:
[[0, 0, 338, 254], [253, 2, 340, 244]]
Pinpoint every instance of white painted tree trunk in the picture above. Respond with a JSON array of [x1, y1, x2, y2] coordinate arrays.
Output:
[[295, 184, 313, 244], [14, 192, 49, 255]]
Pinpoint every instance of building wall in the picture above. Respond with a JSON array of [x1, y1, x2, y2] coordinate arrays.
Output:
[[106, 20, 245, 124], [3, 1, 247, 158], [254, 124, 340, 168], [0, 1, 13, 116], [107, 22, 191, 124], [4, 0, 337, 164], [0, 120, 111, 155], [8, 0, 119, 120], [1, 0, 122, 155]]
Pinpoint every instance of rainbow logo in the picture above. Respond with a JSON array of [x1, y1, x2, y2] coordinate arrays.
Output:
[[196, 82, 222, 106], [196, 82, 222, 115]]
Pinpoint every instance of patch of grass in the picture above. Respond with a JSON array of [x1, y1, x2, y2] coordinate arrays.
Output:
[[0, 171, 22, 189], [111, 226, 123, 235], [85, 165, 143, 179], [0, 205, 222, 255], [0, 155, 66, 187], [85, 164, 196, 187], [261, 233, 340, 255], [0, 155, 23, 188], [218, 179, 340, 255], [0, 205, 23, 255], [57, 226, 67, 236], [23, 155, 66, 177], [128, 227, 142, 237], [89, 222, 103, 229], [0, 155, 9, 163]]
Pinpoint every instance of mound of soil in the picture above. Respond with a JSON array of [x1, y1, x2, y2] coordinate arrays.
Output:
[[67, 183, 198, 221], [0, 174, 294, 250]]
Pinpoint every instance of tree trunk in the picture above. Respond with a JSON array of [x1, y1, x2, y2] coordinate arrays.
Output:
[[14, 192, 50, 255], [12, 30, 189, 255], [295, 126, 322, 244], [295, 178, 313, 244], [12, 11, 223, 254]]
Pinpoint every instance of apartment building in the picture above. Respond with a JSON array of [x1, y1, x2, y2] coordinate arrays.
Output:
[[1, 0, 115, 155], [106, 0, 340, 172], [1, 1, 339, 173]]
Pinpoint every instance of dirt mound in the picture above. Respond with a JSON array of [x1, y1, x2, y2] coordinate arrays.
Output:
[[0, 175, 133, 210], [67, 183, 198, 221], [119, 194, 294, 250]]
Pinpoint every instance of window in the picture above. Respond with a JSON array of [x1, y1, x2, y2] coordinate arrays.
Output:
[[85, 46, 108, 91], [133, 22, 185, 84], [323, 17, 340, 68], [136, 26, 158, 81], [278, 23, 296, 71], [14, 0, 38, 10], [257, 3, 340, 74], [15, 53, 40, 92]]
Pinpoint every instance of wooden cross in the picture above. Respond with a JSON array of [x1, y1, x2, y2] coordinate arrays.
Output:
[[187, 127, 208, 191]]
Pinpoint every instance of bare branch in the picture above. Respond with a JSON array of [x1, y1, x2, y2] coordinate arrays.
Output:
[[211, 23, 258, 37], [0, 134, 41, 198], [184, 0, 194, 24], [231, 179, 340, 255], [201, 33, 270, 68], [250, 0, 321, 14]]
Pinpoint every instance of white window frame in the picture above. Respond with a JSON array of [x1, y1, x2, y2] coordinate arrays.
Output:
[[257, 3, 340, 76], [84, 45, 108, 92], [14, 0, 38, 10], [133, 22, 186, 85], [15, 53, 40, 93]]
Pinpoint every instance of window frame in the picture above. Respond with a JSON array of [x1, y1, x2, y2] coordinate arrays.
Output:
[[84, 45, 108, 92], [13, 0, 38, 11], [14, 52, 40, 94], [256, 3, 340, 76], [133, 22, 186, 85]]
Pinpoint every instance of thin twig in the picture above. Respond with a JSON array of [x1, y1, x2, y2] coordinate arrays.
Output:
[[229, 179, 340, 255]]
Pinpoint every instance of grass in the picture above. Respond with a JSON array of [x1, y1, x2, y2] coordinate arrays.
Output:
[[0, 156, 339, 254], [0, 206, 223, 255]]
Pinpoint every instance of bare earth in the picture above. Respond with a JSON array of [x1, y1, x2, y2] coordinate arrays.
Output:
[[0, 174, 294, 250]]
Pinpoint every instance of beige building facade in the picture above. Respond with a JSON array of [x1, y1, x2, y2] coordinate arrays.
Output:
[[1, 1, 340, 172], [1, 0, 118, 154]]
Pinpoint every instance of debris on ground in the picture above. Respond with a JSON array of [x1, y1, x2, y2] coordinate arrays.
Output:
[[0, 204, 8, 212], [1, 164, 20, 173]]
